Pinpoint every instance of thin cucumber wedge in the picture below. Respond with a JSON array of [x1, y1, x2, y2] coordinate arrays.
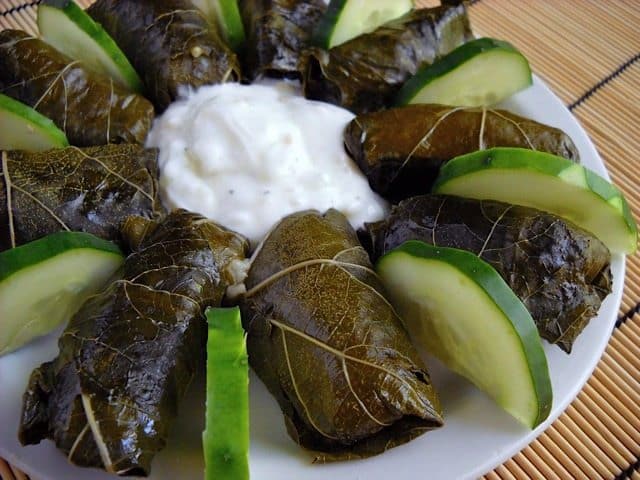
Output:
[[0, 232, 123, 356], [432, 147, 638, 254], [377, 241, 552, 429], [0, 93, 68, 151], [203, 307, 249, 480], [313, 0, 413, 49], [37, 0, 144, 92], [396, 38, 532, 107], [193, 0, 245, 51]]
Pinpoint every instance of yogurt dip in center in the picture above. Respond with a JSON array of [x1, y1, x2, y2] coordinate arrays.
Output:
[[147, 81, 388, 244]]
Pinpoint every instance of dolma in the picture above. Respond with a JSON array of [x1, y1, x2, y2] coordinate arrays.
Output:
[[0, 145, 163, 252], [361, 195, 612, 352], [345, 105, 580, 201], [19, 210, 249, 476], [0, 30, 154, 147], [240, 210, 443, 461], [239, 0, 327, 80], [88, 0, 241, 112], [303, 4, 473, 114]]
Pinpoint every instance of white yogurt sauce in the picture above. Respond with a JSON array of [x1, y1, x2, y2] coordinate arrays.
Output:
[[147, 81, 388, 244]]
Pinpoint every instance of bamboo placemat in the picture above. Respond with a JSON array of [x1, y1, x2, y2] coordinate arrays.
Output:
[[0, 0, 638, 479]]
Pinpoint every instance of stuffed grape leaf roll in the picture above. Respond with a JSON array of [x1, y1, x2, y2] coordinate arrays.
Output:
[[0, 145, 163, 252], [345, 105, 580, 201], [239, 0, 327, 80], [0, 30, 154, 147], [303, 4, 473, 114], [19, 210, 249, 476], [240, 209, 443, 462], [361, 195, 612, 352], [88, 0, 241, 112]]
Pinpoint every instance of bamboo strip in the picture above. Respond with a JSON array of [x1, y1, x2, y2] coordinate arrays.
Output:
[[494, 464, 518, 480], [571, 397, 636, 465], [484, 471, 503, 480], [582, 381, 640, 447], [546, 423, 603, 478], [527, 441, 574, 480], [537, 433, 590, 480], [519, 445, 563, 480], [565, 405, 627, 473], [512, 452, 547, 479], [0, 459, 16, 480]]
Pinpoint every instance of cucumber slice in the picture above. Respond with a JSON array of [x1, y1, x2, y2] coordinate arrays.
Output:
[[0, 94, 69, 151], [192, 0, 245, 51], [37, 0, 144, 92], [203, 307, 249, 480], [396, 38, 532, 107], [0, 232, 123, 356], [432, 147, 638, 254], [377, 241, 552, 428], [313, 0, 413, 49]]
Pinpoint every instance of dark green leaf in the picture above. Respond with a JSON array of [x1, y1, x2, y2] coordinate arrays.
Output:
[[239, 0, 327, 81], [0, 145, 164, 252], [19, 210, 249, 476], [345, 105, 580, 201], [361, 195, 612, 352], [240, 209, 443, 461], [0, 30, 154, 147], [88, 0, 241, 112], [303, 5, 473, 114]]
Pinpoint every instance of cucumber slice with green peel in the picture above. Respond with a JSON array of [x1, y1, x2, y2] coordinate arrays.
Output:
[[0, 232, 123, 356], [313, 0, 414, 49], [432, 147, 638, 254], [377, 241, 552, 429], [192, 0, 246, 51], [37, 0, 144, 92], [203, 307, 249, 480], [0, 94, 69, 151], [396, 38, 532, 107]]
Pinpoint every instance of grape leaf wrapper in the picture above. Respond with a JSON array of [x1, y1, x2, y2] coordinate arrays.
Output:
[[0, 145, 164, 252], [241, 209, 443, 462], [87, 0, 241, 112], [19, 210, 249, 476], [361, 195, 613, 352], [303, 4, 473, 114], [345, 105, 580, 201], [0, 30, 154, 147], [239, 0, 327, 81]]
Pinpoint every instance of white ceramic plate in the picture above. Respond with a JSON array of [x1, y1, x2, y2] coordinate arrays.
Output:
[[0, 76, 625, 480]]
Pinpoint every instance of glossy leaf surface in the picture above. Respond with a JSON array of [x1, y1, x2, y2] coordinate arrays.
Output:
[[0, 30, 154, 147], [345, 105, 580, 201], [88, 0, 241, 112], [239, 0, 327, 80], [362, 195, 612, 352], [19, 210, 249, 476], [303, 4, 473, 114], [0, 145, 163, 252], [241, 209, 443, 461]]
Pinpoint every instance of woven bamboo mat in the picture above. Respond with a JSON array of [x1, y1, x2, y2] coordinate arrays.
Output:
[[0, 0, 638, 479]]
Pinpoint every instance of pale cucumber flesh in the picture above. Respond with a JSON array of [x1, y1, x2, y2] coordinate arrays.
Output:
[[410, 50, 531, 106], [435, 167, 636, 254], [0, 249, 122, 356], [38, 3, 143, 92], [378, 244, 551, 428], [0, 94, 68, 151], [316, 0, 413, 49]]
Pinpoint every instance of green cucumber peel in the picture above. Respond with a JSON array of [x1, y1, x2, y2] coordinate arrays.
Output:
[[433, 147, 637, 253], [203, 307, 249, 480]]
